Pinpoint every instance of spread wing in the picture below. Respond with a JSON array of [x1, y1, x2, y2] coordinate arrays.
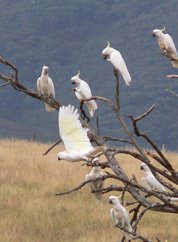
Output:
[[58, 105, 93, 154]]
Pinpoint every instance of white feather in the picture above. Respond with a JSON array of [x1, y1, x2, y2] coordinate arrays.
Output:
[[140, 163, 178, 202], [102, 43, 132, 86], [140, 163, 166, 192], [153, 28, 178, 68], [37, 65, 55, 112], [86, 165, 105, 200], [109, 196, 133, 240], [58, 105, 95, 162], [71, 73, 97, 117]]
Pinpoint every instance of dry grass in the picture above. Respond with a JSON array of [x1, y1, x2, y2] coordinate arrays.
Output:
[[0, 139, 178, 242]]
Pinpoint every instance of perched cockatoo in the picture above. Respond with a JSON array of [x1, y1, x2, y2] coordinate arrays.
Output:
[[140, 162, 166, 192], [102, 42, 132, 86], [57, 105, 105, 162], [85, 159, 105, 200], [140, 163, 178, 202], [37, 65, 55, 111], [152, 27, 178, 68], [71, 71, 97, 117], [109, 196, 133, 240]]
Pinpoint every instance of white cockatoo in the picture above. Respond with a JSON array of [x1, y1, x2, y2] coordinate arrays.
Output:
[[152, 27, 178, 68], [140, 163, 178, 202], [102, 42, 132, 86], [71, 71, 97, 117], [37, 65, 55, 111], [85, 159, 105, 200], [57, 105, 105, 162], [109, 196, 133, 240]]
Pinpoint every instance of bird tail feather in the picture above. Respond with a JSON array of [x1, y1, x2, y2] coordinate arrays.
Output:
[[45, 103, 55, 112], [86, 100, 97, 117], [171, 59, 178, 68]]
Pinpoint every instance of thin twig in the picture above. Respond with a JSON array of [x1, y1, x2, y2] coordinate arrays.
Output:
[[166, 74, 178, 78], [0, 82, 10, 88], [43, 139, 62, 155], [165, 88, 178, 98]]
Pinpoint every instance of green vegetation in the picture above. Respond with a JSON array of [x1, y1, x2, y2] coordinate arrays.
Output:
[[0, 1, 178, 149]]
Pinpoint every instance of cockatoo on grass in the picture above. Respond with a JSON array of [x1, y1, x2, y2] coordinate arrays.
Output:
[[37, 65, 55, 111], [140, 162, 178, 202], [85, 159, 105, 200], [57, 105, 105, 162], [109, 196, 133, 240], [102, 42, 132, 86], [71, 71, 97, 117], [152, 27, 178, 68]]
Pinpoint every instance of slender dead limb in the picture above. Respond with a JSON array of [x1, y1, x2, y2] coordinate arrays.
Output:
[[127, 104, 155, 137], [96, 116, 100, 136], [43, 139, 62, 155], [115, 224, 151, 242], [102, 136, 133, 145], [99, 185, 126, 194], [165, 88, 178, 98], [129, 203, 142, 226], [56, 175, 112, 196], [114, 68, 120, 112], [0, 56, 19, 81], [133, 205, 154, 231], [128, 105, 174, 172], [80, 95, 114, 108], [166, 74, 178, 78], [0, 82, 11, 88]]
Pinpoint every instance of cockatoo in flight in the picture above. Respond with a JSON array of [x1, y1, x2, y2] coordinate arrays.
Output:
[[71, 71, 97, 117], [85, 159, 105, 200], [152, 27, 178, 68], [57, 105, 105, 162], [102, 42, 132, 86], [37, 65, 55, 111], [109, 196, 133, 240], [140, 162, 178, 201]]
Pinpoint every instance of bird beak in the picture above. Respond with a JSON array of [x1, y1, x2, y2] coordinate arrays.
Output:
[[103, 54, 108, 60]]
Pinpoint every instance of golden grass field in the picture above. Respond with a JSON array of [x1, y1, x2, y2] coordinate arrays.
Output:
[[0, 138, 178, 242]]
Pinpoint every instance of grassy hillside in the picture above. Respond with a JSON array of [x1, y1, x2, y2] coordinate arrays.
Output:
[[0, 1, 178, 148], [0, 139, 178, 241]]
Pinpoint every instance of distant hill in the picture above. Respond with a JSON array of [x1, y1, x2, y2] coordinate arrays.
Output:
[[1, 0, 178, 149]]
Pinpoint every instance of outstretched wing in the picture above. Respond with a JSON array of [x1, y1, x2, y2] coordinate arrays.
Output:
[[58, 105, 93, 153]]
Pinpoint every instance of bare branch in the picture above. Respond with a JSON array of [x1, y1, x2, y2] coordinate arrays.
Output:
[[128, 105, 174, 172], [166, 74, 178, 78], [102, 136, 133, 145], [165, 88, 178, 98], [0, 82, 11, 88], [43, 139, 62, 155]]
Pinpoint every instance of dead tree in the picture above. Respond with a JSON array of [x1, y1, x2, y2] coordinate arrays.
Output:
[[0, 56, 178, 242]]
